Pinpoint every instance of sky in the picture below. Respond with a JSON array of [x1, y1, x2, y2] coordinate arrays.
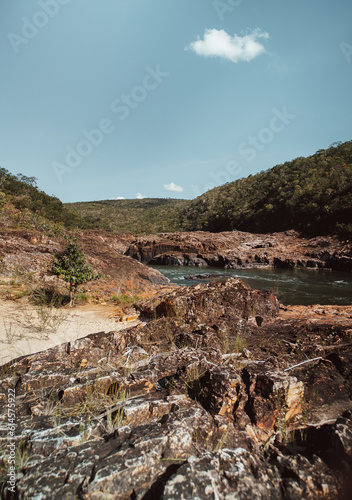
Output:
[[0, 0, 351, 203]]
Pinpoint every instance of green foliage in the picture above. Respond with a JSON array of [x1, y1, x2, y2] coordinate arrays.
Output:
[[0, 167, 94, 230], [2, 140, 351, 239], [65, 198, 188, 234], [50, 237, 101, 305], [111, 293, 142, 305], [75, 292, 90, 304], [178, 141, 352, 238]]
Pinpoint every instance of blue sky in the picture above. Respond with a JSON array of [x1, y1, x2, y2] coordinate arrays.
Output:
[[0, 0, 351, 202]]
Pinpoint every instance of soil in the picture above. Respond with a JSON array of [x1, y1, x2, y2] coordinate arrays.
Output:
[[0, 300, 140, 365]]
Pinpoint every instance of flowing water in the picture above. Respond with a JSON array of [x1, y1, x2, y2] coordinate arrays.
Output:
[[150, 265, 352, 306]]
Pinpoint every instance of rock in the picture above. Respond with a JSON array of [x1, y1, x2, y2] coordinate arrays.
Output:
[[136, 278, 279, 329], [243, 366, 304, 432], [151, 253, 209, 267], [186, 273, 228, 281], [273, 257, 295, 269], [325, 255, 352, 272], [125, 230, 351, 271], [1, 280, 352, 498], [0, 229, 171, 304], [162, 445, 342, 499]]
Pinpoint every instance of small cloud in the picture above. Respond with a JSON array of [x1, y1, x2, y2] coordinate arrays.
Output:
[[115, 196, 125, 200], [136, 193, 146, 199], [185, 28, 269, 63], [164, 182, 184, 193]]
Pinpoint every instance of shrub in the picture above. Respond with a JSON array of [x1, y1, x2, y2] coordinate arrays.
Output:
[[50, 237, 101, 306]]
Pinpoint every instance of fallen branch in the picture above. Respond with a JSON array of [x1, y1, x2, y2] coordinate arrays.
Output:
[[284, 357, 323, 372]]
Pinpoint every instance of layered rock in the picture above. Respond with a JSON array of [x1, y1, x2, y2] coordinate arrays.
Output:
[[136, 277, 279, 327], [125, 230, 352, 271], [1, 278, 352, 499]]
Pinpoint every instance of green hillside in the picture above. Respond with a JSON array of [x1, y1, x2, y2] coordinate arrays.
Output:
[[65, 198, 188, 234], [0, 168, 91, 232], [178, 141, 352, 238], [3, 140, 351, 238]]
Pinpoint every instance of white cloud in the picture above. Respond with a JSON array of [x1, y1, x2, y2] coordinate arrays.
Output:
[[115, 196, 125, 200], [136, 192, 146, 199], [186, 28, 269, 63], [164, 182, 184, 193]]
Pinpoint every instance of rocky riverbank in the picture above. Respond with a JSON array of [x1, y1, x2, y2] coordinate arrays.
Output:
[[1, 278, 352, 499], [125, 230, 352, 272]]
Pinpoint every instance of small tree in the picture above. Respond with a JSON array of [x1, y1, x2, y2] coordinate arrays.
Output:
[[50, 237, 101, 306]]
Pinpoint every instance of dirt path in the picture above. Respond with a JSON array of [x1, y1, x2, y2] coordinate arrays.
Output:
[[0, 300, 139, 365]]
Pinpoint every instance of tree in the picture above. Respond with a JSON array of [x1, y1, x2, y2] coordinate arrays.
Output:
[[50, 237, 101, 306], [16, 173, 38, 187]]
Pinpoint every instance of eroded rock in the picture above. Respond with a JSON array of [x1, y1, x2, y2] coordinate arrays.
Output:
[[125, 230, 352, 271], [1, 278, 352, 498]]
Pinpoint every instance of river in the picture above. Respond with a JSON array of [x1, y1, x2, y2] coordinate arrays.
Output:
[[150, 265, 352, 306]]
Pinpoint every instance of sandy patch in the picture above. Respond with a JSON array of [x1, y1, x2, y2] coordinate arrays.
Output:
[[0, 299, 139, 365]]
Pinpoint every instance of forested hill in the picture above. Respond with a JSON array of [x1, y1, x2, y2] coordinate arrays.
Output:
[[2, 140, 351, 238], [178, 141, 352, 238], [66, 198, 188, 234], [0, 168, 90, 231]]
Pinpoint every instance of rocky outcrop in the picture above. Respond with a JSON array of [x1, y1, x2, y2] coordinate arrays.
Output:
[[136, 277, 279, 327], [1, 278, 352, 498], [0, 229, 169, 302], [125, 230, 352, 271]]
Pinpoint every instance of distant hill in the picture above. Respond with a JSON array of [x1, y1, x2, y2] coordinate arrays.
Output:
[[0, 167, 91, 232], [65, 198, 188, 234], [3, 140, 351, 238], [178, 141, 352, 238]]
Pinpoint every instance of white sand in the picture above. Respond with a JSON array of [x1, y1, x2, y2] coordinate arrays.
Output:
[[0, 300, 139, 365]]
